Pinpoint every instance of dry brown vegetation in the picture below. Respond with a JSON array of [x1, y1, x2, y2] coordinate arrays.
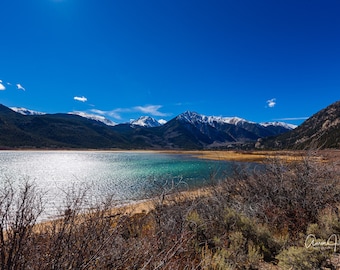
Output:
[[0, 151, 340, 269], [159, 149, 326, 163]]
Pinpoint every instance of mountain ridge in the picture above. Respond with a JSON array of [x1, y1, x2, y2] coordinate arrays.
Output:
[[0, 104, 295, 149], [10, 106, 296, 129], [176, 111, 297, 130], [3, 101, 339, 150], [261, 100, 340, 149]]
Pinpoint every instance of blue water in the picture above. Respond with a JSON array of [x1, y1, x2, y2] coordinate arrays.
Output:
[[0, 151, 241, 217]]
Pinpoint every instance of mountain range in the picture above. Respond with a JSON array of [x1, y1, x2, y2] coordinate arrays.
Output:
[[0, 104, 294, 149], [10, 106, 295, 130], [1, 101, 339, 150]]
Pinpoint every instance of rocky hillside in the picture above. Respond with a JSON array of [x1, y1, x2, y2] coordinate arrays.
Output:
[[261, 100, 340, 149]]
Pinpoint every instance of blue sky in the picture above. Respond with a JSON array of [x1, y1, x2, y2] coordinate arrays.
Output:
[[0, 0, 339, 125]]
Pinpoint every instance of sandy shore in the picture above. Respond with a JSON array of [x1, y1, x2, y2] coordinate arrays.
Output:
[[105, 186, 213, 216], [5, 148, 336, 163]]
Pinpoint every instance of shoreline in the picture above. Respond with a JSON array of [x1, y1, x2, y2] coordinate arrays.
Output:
[[107, 149, 340, 217], [36, 187, 212, 231], [107, 186, 213, 216], [32, 149, 339, 224], [1, 148, 338, 163], [158, 149, 321, 162]]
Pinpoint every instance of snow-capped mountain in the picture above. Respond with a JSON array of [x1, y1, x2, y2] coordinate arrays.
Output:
[[260, 121, 297, 130], [173, 111, 295, 147], [177, 111, 252, 127], [0, 101, 338, 150], [177, 111, 295, 130], [9, 106, 295, 133], [10, 107, 117, 126], [130, 116, 166, 127], [70, 112, 117, 126], [10, 107, 45, 116]]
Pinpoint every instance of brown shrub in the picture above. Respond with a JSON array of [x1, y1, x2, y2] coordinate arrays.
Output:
[[219, 156, 340, 239]]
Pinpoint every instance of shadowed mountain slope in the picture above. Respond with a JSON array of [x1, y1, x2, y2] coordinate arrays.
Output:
[[261, 100, 340, 149]]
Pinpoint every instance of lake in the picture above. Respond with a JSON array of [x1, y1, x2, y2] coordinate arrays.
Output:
[[0, 151, 244, 218]]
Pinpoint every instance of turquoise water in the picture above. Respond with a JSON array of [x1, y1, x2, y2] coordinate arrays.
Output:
[[0, 151, 239, 217]]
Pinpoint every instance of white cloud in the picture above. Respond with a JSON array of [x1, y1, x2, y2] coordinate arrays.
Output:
[[90, 108, 126, 120], [274, 117, 309, 121], [107, 110, 124, 120], [134, 105, 168, 117], [0, 80, 26, 91], [74, 96, 88, 102], [16, 83, 26, 91], [90, 109, 106, 115], [266, 98, 276, 108], [108, 108, 134, 120], [89, 104, 170, 121]]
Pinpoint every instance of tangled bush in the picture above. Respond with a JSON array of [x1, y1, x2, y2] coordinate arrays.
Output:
[[220, 156, 340, 239]]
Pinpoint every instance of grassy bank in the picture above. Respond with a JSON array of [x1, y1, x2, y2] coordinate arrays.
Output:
[[0, 152, 340, 269], [159, 149, 331, 163]]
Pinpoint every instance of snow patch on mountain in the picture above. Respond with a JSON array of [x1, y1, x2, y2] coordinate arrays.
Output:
[[10, 107, 45, 116], [130, 116, 166, 127], [260, 122, 297, 130], [177, 111, 251, 126], [70, 111, 117, 126], [158, 119, 167, 125]]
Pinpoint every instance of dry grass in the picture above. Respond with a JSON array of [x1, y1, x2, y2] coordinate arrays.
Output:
[[107, 187, 213, 217], [159, 149, 318, 162]]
